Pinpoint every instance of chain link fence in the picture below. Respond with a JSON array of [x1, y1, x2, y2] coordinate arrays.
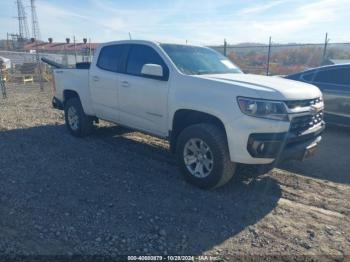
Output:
[[0, 39, 350, 98], [211, 41, 350, 76], [0, 47, 94, 98]]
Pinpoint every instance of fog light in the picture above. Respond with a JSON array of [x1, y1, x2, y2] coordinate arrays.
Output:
[[247, 134, 284, 158]]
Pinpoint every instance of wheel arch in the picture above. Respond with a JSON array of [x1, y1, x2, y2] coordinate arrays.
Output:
[[63, 89, 80, 105], [170, 109, 228, 153]]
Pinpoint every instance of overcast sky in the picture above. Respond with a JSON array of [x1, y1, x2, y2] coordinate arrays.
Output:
[[0, 0, 349, 45]]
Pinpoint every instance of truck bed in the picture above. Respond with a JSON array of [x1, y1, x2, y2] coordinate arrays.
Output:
[[54, 68, 90, 102]]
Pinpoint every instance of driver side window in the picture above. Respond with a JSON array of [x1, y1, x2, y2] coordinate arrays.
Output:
[[126, 45, 169, 80]]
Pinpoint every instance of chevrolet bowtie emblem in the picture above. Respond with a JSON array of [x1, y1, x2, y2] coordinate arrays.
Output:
[[310, 104, 322, 114]]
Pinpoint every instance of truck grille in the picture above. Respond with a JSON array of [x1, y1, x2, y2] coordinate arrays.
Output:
[[290, 111, 324, 134], [285, 97, 322, 109]]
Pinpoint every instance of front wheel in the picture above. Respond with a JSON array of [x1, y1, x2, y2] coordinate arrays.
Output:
[[64, 97, 93, 137], [176, 123, 236, 189]]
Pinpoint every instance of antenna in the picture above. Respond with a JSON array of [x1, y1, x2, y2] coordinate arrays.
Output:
[[15, 0, 30, 41], [30, 0, 41, 41]]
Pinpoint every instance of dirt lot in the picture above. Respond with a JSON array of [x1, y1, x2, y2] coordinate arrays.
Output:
[[0, 84, 349, 260]]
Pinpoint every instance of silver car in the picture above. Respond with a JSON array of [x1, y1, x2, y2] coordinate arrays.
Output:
[[285, 64, 350, 127]]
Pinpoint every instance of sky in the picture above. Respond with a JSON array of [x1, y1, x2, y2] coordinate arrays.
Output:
[[0, 0, 349, 45]]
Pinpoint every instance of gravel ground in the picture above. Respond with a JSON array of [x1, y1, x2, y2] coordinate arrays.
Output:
[[0, 84, 349, 260]]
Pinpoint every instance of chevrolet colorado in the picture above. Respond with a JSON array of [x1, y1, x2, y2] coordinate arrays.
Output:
[[52, 40, 325, 189]]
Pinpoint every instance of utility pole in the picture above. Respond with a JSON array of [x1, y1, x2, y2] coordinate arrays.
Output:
[[83, 38, 87, 62], [73, 36, 77, 64], [30, 0, 41, 41], [88, 38, 92, 62], [15, 0, 30, 44], [30, 0, 44, 91], [64, 38, 70, 66], [266, 36, 272, 76]]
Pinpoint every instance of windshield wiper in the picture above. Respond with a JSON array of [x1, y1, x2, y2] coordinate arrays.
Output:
[[196, 70, 228, 75]]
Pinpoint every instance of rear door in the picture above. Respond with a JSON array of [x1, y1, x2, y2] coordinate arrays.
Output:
[[89, 44, 129, 122], [118, 44, 170, 136], [312, 67, 350, 118]]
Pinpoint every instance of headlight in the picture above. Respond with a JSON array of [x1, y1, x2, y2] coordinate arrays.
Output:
[[237, 97, 289, 121]]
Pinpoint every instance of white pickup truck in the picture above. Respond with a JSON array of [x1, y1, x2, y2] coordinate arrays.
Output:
[[52, 40, 325, 189]]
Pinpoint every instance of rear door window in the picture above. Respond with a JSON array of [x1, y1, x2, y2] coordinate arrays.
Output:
[[97, 44, 129, 73]]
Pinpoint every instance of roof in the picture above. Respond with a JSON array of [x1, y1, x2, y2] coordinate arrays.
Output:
[[95, 40, 206, 48], [329, 59, 350, 65], [313, 63, 350, 70], [287, 63, 350, 77]]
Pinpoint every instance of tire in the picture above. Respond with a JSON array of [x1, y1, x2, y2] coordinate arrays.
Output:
[[176, 123, 236, 189], [64, 97, 93, 137]]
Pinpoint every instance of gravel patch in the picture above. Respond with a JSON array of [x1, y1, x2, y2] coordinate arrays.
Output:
[[0, 84, 349, 260]]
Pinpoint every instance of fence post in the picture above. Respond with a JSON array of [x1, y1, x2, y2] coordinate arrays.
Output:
[[224, 39, 227, 56], [64, 40, 67, 66], [89, 38, 92, 63], [6, 33, 10, 50], [0, 61, 7, 99], [266, 36, 272, 76], [32, 37, 44, 91], [322, 32, 329, 65]]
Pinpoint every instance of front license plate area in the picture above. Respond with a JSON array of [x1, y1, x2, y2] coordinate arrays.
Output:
[[302, 144, 318, 160]]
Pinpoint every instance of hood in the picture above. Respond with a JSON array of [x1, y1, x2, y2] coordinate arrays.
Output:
[[194, 73, 322, 100]]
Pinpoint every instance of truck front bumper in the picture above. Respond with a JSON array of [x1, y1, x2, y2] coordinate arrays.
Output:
[[225, 112, 325, 164], [247, 123, 325, 162]]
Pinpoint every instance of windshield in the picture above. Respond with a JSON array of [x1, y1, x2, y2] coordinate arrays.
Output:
[[160, 44, 242, 75]]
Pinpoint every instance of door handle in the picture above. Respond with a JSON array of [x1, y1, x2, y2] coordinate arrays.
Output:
[[92, 76, 100, 82], [121, 80, 129, 88]]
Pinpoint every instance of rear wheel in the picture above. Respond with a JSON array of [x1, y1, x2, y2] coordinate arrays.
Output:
[[64, 97, 93, 137], [176, 123, 236, 189]]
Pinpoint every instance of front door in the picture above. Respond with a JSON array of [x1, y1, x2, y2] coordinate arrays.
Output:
[[118, 44, 170, 136]]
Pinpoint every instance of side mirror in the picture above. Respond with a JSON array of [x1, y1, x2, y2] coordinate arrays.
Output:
[[141, 64, 163, 77]]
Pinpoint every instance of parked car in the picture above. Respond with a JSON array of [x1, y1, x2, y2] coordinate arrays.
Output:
[[285, 64, 350, 127], [51, 40, 325, 189]]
